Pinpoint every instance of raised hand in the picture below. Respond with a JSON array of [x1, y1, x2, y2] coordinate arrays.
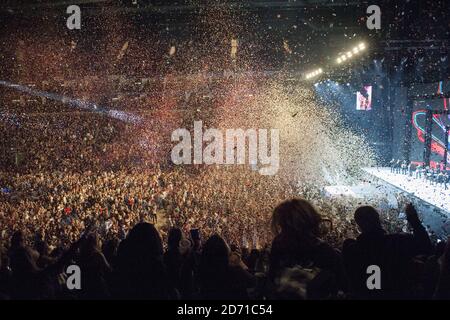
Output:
[[405, 203, 421, 227]]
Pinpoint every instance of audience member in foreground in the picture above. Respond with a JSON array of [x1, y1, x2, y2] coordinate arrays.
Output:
[[0, 198, 449, 300], [268, 198, 346, 299], [343, 204, 432, 299], [198, 235, 256, 299]]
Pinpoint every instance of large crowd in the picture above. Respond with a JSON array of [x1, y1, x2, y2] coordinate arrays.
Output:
[[0, 119, 447, 300], [2, 92, 448, 299], [1, 0, 449, 301], [0, 196, 449, 300], [0, 165, 299, 248]]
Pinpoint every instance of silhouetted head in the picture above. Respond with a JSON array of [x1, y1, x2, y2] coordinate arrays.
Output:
[[201, 234, 229, 269], [354, 206, 384, 234], [11, 231, 24, 249], [102, 237, 119, 257], [271, 198, 324, 241], [10, 247, 39, 275], [190, 228, 201, 250], [167, 228, 182, 250], [81, 232, 100, 254], [34, 240, 49, 256], [126, 222, 163, 257]]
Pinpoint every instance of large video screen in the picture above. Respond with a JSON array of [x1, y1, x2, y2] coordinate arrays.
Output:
[[411, 82, 450, 165], [356, 85, 372, 110]]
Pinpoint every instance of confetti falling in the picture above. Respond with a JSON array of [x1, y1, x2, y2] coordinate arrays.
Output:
[[0, 0, 448, 248]]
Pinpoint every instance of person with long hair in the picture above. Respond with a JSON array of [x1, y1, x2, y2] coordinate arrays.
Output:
[[113, 223, 174, 299], [268, 198, 346, 299], [198, 235, 256, 299], [77, 233, 112, 299]]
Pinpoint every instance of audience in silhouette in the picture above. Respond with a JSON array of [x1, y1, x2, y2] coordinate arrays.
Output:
[[1, 198, 449, 300]]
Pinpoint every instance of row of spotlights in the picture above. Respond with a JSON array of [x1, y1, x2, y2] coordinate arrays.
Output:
[[336, 43, 366, 64], [305, 68, 323, 79]]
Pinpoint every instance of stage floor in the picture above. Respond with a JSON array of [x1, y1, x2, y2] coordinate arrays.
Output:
[[364, 167, 450, 214]]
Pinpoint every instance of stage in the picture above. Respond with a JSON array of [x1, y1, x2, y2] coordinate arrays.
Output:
[[364, 167, 450, 215]]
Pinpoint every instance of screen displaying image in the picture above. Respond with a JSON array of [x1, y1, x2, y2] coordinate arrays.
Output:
[[356, 85, 372, 110], [411, 97, 450, 164]]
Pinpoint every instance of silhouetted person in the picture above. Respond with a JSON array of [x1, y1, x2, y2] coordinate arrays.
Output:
[[163, 228, 187, 298], [181, 228, 203, 298], [102, 237, 119, 269], [77, 233, 112, 299], [268, 198, 346, 299], [198, 235, 256, 299], [246, 249, 261, 273], [433, 238, 450, 299], [343, 204, 432, 299], [0, 247, 12, 300], [113, 223, 174, 299], [8, 231, 83, 299]]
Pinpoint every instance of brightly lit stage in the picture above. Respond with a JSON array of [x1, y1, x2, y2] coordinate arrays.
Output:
[[363, 167, 450, 215]]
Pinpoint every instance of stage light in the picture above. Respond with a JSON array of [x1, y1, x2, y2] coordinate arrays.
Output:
[[231, 39, 238, 59], [336, 42, 367, 64], [305, 68, 323, 80]]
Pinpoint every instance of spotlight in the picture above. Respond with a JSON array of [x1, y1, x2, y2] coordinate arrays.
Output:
[[231, 38, 238, 58], [336, 42, 367, 64], [305, 68, 323, 80]]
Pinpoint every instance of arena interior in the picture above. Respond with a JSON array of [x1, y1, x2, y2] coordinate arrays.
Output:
[[0, 0, 450, 302]]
